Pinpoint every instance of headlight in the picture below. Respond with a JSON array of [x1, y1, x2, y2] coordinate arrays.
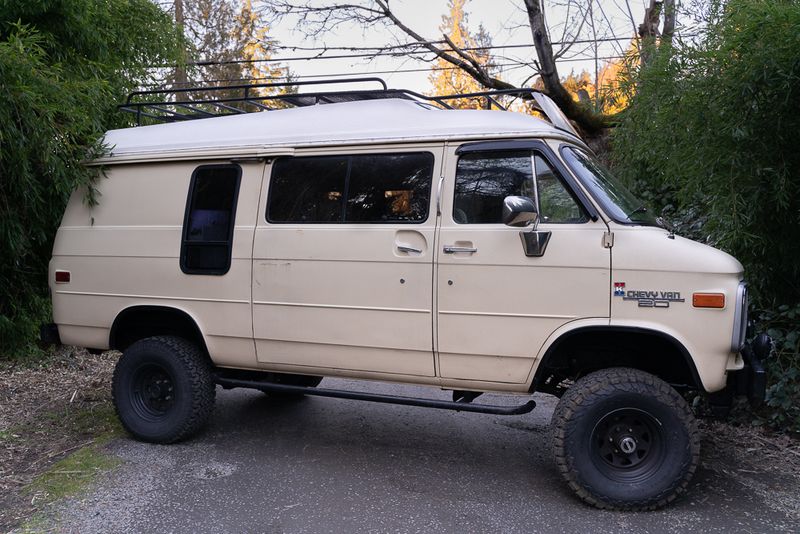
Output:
[[731, 281, 748, 352]]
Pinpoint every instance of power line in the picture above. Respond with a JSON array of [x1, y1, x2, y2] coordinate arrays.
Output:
[[267, 35, 644, 54], [146, 33, 658, 69], [151, 47, 630, 69], [144, 54, 629, 89]]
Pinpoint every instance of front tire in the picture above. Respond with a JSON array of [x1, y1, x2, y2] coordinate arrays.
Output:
[[112, 336, 215, 444], [552, 367, 700, 510]]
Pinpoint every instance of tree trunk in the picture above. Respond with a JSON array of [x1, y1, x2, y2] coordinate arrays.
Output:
[[174, 0, 188, 87], [523, 0, 609, 133], [661, 0, 676, 46]]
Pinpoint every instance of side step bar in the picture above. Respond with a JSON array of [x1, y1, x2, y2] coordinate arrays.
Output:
[[215, 377, 536, 416]]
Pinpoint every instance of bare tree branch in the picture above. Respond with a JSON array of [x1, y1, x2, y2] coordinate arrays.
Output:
[[266, 0, 613, 132]]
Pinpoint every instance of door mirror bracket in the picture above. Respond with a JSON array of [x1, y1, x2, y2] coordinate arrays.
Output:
[[519, 230, 551, 257]]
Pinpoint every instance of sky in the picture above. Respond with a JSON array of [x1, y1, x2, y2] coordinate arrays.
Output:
[[266, 0, 649, 94]]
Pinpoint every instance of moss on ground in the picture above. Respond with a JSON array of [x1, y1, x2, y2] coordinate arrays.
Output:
[[25, 442, 121, 505]]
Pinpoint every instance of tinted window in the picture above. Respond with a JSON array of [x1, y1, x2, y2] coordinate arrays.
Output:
[[346, 153, 433, 222], [453, 151, 533, 224], [181, 165, 241, 275], [268, 153, 433, 223], [269, 156, 348, 223], [453, 151, 585, 224]]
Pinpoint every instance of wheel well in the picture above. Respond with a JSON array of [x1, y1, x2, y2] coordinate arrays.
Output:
[[109, 306, 209, 356], [532, 327, 702, 395]]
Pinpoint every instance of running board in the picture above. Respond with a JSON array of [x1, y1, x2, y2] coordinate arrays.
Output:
[[214, 377, 536, 416]]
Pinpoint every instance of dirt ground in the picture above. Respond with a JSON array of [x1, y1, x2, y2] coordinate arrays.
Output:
[[0, 348, 119, 531], [1, 350, 799, 532]]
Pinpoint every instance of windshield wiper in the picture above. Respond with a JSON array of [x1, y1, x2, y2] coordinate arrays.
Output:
[[627, 205, 648, 219]]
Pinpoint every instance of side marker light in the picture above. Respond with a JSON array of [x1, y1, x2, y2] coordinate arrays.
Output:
[[693, 293, 725, 308]]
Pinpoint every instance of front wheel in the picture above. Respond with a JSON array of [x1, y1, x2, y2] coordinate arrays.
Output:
[[552, 367, 700, 510], [112, 336, 216, 444]]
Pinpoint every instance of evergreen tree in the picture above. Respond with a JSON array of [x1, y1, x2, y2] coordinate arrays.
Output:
[[170, 0, 292, 103], [427, 0, 497, 109]]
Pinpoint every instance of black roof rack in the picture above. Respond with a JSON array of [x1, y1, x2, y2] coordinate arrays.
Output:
[[119, 76, 575, 134]]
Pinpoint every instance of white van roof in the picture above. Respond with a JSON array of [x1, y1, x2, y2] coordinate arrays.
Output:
[[98, 98, 581, 164]]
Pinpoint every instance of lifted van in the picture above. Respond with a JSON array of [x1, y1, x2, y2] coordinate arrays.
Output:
[[45, 79, 769, 510]]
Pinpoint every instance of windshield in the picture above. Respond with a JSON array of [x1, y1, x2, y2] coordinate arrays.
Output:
[[561, 146, 659, 226]]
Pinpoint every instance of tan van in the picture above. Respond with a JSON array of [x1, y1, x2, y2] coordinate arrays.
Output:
[[44, 80, 770, 510]]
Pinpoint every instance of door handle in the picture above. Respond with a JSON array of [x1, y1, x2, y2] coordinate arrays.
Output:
[[397, 244, 423, 254], [443, 245, 477, 254]]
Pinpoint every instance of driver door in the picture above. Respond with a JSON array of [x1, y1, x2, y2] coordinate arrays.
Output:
[[435, 141, 610, 384]]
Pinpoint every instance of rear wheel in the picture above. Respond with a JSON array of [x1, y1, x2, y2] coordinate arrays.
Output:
[[552, 367, 699, 510], [112, 336, 215, 443]]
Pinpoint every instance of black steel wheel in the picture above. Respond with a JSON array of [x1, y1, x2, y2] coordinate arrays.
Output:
[[552, 367, 699, 510], [113, 336, 215, 443], [129, 363, 176, 421], [591, 408, 666, 482]]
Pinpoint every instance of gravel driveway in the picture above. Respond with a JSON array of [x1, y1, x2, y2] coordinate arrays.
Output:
[[39, 379, 800, 533]]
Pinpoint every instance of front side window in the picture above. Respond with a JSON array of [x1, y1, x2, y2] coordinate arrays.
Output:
[[268, 152, 434, 224], [181, 165, 241, 275], [453, 150, 586, 224]]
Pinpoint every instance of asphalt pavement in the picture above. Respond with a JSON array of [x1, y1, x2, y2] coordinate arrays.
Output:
[[45, 379, 799, 533]]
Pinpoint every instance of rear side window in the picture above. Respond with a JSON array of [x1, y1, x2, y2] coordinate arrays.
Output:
[[268, 156, 348, 223], [453, 150, 586, 224], [180, 165, 241, 275], [268, 152, 434, 223]]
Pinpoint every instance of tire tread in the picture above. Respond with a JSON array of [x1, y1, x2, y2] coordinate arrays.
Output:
[[112, 336, 215, 444], [552, 367, 700, 511]]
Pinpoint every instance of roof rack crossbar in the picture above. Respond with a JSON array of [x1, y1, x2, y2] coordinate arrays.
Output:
[[245, 100, 272, 111], [147, 105, 194, 120], [119, 106, 175, 123], [174, 103, 216, 117], [210, 102, 248, 114]]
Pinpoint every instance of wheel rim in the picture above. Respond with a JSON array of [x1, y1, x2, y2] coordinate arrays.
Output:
[[130, 363, 175, 421], [590, 407, 666, 483]]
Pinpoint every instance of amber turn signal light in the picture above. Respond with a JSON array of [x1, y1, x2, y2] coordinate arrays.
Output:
[[692, 293, 725, 308]]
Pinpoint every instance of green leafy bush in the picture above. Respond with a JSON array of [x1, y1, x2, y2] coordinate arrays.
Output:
[[0, 1, 182, 357], [611, 0, 800, 431], [760, 304, 800, 431]]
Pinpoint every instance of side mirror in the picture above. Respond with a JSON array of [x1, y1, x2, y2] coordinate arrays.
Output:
[[502, 196, 539, 228]]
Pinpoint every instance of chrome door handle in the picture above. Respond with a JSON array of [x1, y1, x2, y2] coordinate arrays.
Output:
[[443, 245, 477, 254], [397, 244, 423, 254]]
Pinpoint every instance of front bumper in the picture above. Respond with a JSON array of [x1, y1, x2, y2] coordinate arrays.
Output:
[[708, 336, 770, 415], [731, 343, 768, 405]]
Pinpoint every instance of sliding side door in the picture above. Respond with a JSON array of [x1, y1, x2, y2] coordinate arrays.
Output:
[[252, 145, 443, 379]]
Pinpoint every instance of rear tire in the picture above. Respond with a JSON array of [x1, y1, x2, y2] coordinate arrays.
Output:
[[112, 336, 215, 444], [552, 367, 699, 510]]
